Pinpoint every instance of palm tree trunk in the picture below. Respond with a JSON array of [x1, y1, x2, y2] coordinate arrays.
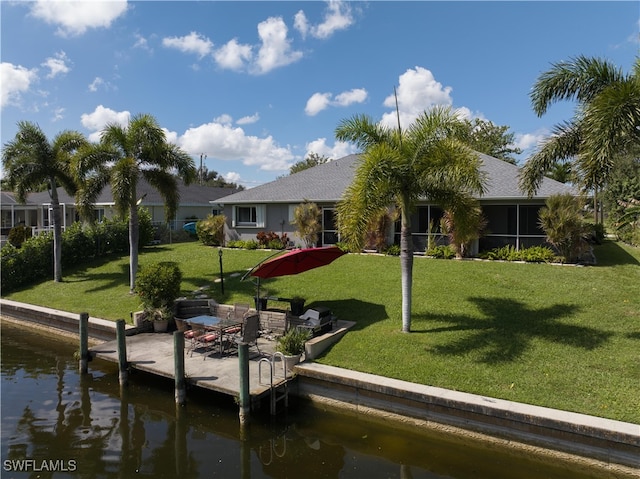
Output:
[[400, 208, 413, 333], [129, 198, 139, 293], [50, 179, 63, 282]]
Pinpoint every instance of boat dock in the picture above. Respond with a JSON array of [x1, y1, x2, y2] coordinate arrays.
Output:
[[90, 332, 290, 407]]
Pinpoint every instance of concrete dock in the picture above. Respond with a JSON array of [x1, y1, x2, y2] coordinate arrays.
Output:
[[90, 332, 288, 403]]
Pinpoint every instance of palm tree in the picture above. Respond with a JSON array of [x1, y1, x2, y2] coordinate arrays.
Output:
[[519, 56, 640, 220], [76, 114, 196, 291], [2, 122, 87, 282], [335, 106, 486, 332]]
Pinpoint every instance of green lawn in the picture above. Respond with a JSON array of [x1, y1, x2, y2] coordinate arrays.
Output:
[[3, 240, 639, 423]]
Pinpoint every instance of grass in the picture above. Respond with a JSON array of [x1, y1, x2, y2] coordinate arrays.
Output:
[[3, 240, 639, 423]]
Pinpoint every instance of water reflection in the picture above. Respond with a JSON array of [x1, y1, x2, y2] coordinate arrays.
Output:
[[1, 322, 618, 479]]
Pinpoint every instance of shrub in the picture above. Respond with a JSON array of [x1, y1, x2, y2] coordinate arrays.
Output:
[[134, 261, 182, 312], [426, 245, 456, 259], [256, 231, 288, 249], [7, 224, 32, 248], [384, 244, 401, 256], [196, 214, 226, 246], [291, 201, 321, 247], [539, 194, 590, 263], [479, 245, 558, 263]]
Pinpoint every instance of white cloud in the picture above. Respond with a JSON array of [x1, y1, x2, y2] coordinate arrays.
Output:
[[30, 0, 128, 37], [178, 120, 294, 171], [88, 77, 104, 92], [42, 51, 71, 79], [224, 171, 242, 184], [52, 107, 65, 122], [213, 114, 234, 126], [1, 62, 38, 108], [133, 33, 152, 52], [305, 138, 358, 160], [293, 10, 309, 39], [81, 105, 130, 142], [305, 92, 332, 116], [334, 88, 367, 106], [162, 32, 213, 59], [237, 113, 260, 125], [253, 17, 303, 74], [214, 39, 253, 71], [310, 0, 353, 39], [514, 130, 548, 152], [380, 66, 454, 129], [305, 88, 368, 116]]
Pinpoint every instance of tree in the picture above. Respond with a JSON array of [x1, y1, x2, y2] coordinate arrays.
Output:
[[441, 196, 487, 258], [335, 106, 486, 332], [291, 201, 322, 247], [456, 118, 522, 164], [520, 56, 640, 221], [289, 153, 330, 175], [198, 166, 244, 190], [76, 114, 196, 291], [2, 121, 87, 282], [538, 194, 590, 263]]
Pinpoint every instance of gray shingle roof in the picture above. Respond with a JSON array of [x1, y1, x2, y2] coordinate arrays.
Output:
[[217, 153, 575, 204], [14, 180, 237, 206]]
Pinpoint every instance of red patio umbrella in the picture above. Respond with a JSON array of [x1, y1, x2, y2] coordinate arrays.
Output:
[[243, 247, 346, 310], [250, 246, 346, 279]]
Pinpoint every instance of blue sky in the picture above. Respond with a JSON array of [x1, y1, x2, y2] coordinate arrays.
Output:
[[1, 1, 638, 188]]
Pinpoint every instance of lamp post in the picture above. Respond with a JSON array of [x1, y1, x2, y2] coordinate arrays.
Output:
[[218, 247, 224, 295]]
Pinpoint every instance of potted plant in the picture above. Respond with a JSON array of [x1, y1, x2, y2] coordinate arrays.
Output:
[[289, 296, 305, 316], [276, 327, 311, 375], [134, 261, 182, 333]]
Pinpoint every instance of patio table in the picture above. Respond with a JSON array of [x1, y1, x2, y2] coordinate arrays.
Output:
[[185, 315, 243, 357]]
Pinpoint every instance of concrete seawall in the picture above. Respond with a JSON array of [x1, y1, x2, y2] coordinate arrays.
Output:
[[2, 299, 639, 474], [0, 298, 133, 341]]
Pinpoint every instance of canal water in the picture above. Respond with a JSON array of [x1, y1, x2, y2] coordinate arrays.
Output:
[[0, 321, 619, 478]]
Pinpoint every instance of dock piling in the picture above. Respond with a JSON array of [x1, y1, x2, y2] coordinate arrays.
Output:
[[79, 312, 89, 373], [174, 331, 186, 406], [238, 342, 250, 428], [116, 319, 128, 387]]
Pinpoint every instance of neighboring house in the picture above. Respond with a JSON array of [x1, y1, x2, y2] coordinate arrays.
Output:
[[216, 153, 576, 252], [1, 180, 238, 240]]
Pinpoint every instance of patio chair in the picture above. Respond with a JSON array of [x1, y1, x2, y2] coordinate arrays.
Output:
[[233, 303, 251, 320], [188, 326, 220, 360], [224, 314, 261, 356]]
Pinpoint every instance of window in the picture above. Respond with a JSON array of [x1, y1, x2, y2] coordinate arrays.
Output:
[[232, 205, 265, 228], [322, 208, 339, 245]]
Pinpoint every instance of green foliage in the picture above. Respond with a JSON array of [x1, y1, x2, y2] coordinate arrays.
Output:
[[276, 327, 311, 356], [134, 261, 182, 312], [292, 201, 322, 247], [288, 152, 330, 175], [7, 224, 32, 248], [480, 245, 557, 263], [256, 231, 288, 249], [441, 198, 486, 258], [227, 239, 259, 249], [196, 214, 226, 246], [456, 118, 522, 164], [383, 244, 401, 256], [426, 244, 456, 259], [137, 206, 154, 248], [539, 194, 590, 262], [0, 214, 151, 294]]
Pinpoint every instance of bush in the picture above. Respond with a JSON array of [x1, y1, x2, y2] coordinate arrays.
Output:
[[7, 224, 32, 248], [134, 261, 182, 311], [479, 244, 558, 263], [256, 231, 288, 249], [384, 244, 401, 256], [426, 245, 456, 259], [197, 215, 226, 246], [227, 239, 259, 249]]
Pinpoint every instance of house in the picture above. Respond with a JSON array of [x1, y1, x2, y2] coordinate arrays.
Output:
[[215, 153, 576, 252], [1, 180, 238, 240]]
